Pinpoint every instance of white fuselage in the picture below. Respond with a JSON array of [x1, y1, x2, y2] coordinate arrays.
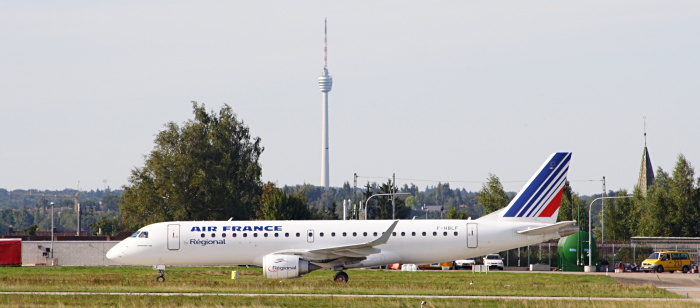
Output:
[[107, 219, 561, 269]]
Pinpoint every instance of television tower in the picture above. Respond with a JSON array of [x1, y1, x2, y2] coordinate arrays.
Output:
[[318, 19, 333, 188]]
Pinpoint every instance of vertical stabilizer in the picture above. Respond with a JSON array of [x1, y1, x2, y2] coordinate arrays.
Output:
[[479, 152, 571, 223]]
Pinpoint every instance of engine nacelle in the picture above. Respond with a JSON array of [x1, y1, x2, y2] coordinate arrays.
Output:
[[263, 254, 315, 279]]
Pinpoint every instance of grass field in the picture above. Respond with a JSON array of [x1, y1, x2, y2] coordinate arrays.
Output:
[[0, 266, 693, 307]]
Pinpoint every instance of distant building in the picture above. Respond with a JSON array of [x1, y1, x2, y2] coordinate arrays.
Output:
[[636, 131, 655, 197]]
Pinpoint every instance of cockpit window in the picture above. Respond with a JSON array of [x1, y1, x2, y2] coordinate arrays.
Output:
[[138, 232, 149, 238], [129, 231, 141, 238]]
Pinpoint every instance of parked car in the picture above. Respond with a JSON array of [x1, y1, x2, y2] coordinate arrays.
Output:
[[640, 251, 692, 273], [454, 259, 476, 269], [483, 254, 504, 270], [418, 261, 454, 270]]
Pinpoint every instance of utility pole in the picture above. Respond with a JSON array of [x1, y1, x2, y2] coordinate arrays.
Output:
[[391, 173, 396, 220], [601, 176, 606, 259]]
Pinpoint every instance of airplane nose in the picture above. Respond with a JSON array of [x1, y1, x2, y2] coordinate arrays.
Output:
[[106, 245, 122, 260]]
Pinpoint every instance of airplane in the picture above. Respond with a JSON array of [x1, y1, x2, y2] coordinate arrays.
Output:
[[106, 152, 577, 282]]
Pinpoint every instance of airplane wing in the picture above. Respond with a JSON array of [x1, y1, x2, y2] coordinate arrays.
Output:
[[516, 221, 577, 235], [272, 220, 398, 260]]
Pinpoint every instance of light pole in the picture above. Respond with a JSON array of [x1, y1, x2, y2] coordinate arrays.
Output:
[[588, 195, 632, 270], [50, 202, 54, 260], [365, 193, 410, 220]]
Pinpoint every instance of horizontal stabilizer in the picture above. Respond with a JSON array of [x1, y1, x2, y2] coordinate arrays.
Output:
[[516, 221, 576, 235]]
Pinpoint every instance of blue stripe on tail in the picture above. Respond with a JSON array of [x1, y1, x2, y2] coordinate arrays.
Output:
[[503, 152, 571, 218]]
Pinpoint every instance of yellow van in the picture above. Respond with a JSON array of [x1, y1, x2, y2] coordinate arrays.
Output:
[[640, 251, 692, 273]]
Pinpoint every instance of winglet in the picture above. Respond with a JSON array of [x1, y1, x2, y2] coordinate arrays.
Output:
[[367, 220, 398, 246]]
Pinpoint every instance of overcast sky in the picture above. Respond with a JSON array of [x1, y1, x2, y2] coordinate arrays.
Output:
[[2, 1, 698, 196]]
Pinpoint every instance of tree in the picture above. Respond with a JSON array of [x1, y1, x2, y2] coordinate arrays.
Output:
[[558, 181, 586, 229], [23, 224, 38, 236], [90, 217, 121, 236], [363, 179, 410, 220], [255, 183, 311, 220], [602, 190, 633, 241], [12, 207, 33, 229], [476, 173, 510, 214], [446, 206, 470, 219], [120, 102, 264, 228], [668, 154, 698, 236], [101, 194, 120, 212], [636, 168, 671, 237]]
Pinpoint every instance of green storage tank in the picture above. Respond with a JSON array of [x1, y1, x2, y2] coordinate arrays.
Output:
[[557, 231, 598, 271]]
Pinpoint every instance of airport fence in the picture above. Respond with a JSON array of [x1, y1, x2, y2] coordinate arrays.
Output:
[[498, 239, 700, 269]]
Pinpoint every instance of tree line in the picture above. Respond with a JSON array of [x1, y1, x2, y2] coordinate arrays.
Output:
[[0, 189, 121, 235], [3, 103, 698, 241], [600, 154, 700, 240]]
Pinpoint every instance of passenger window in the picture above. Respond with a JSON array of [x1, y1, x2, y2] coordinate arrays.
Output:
[[274, 233, 279, 237], [331, 232, 336, 237], [363, 232, 367, 237], [343, 232, 347, 237], [296, 233, 300, 237], [443, 232, 447, 236], [233, 233, 237, 238], [222, 233, 226, 238], [253, 233, 258, 237], [411, 232, 416, 236], [454, 232, 458, 236], [320, 232, 324, 237], [373, 232, 378, 236], [211, 233, 216, 238], [285, 233, 289, 237], [433, 232, 437, 236], [392, 232, 396, 236], [352, 232, 357, 237], [139, 232, 149, 238], [308, 232, 313, 237], [422, 232, 426, 236], [200, 233, 205, 238], [401, 232, 405, 236], [264, 233, 268, 237], [243, 233, 248, 237]]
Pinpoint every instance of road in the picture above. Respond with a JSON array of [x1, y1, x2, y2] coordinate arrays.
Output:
[[608, 271, 700, 300]]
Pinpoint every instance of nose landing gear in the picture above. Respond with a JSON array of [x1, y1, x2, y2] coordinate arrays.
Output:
[[153, 265, 166, 282]]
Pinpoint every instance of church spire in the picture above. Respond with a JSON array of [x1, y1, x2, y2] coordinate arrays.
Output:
[[637, 117, 654, 197]]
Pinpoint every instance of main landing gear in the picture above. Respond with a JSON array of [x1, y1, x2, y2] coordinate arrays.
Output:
[[153, 265, 166, 282], [333, 271, 349, 283]]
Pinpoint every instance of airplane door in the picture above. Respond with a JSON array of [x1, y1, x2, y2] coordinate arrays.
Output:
[[307, 229, 315, 243], [467, 223, 477, 248], [167, 224, 180, 250]]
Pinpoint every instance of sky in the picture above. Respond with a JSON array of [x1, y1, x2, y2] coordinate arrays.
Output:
[[2, 1, 699, 196]]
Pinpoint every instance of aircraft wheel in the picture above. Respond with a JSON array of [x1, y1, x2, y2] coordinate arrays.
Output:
[[656, 265, 664, 273], [156, 275, 165, 282], [333, 271, 349, 283]]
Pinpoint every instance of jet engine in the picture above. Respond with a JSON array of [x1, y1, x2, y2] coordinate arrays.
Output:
[[262, 254, 320, 279]]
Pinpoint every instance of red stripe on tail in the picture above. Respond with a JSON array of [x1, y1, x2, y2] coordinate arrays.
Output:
[[538, 188, 564, 217]]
